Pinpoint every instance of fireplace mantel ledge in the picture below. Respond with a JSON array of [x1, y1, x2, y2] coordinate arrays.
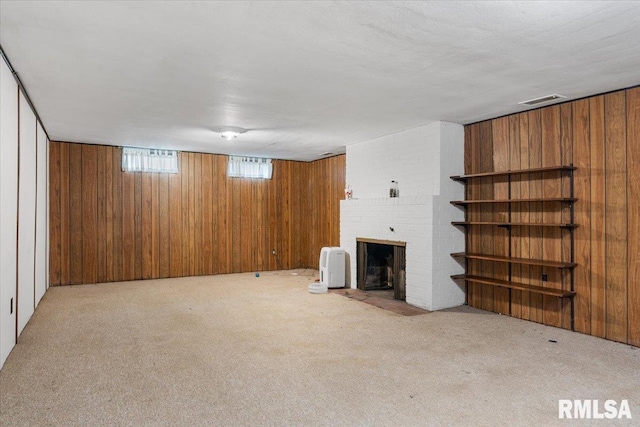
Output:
[[341, 195, 430, 206]]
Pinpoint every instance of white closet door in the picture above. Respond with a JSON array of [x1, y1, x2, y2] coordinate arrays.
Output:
[[17, 91, 37, 336], [35, 123, 48, 306], [0, 59, 19, 367]]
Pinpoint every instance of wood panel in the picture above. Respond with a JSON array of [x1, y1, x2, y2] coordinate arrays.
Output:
[[303, 155, 345, 267], [518, 112, 531, 320], [572, 99, 591, 334], [96, 146, 107, 283], [268, 160, 277, 271], [81, 145, 98, 284], [253, 178, 264, 271], [151, 173, 160, 279], [604, 91, 627, 343], [589, 96, 606, 338], [239, 177, 252, 272], [104, 146, 115, 282], [112, 147, 123, 282], [541, 106, 561, 328], [281, 160, 292, 269], [291, 162, 302, 267], [509, 114, 524, 319], [158, 173, 169, 279], [168, 156, 182, 278], [141, 172, 152, 279], [463, 86, 640, 346], [298, 162, 309, 267], [59, 143, 70, 285], [68, 143, 83, 284], [559, 103, 573, 330], [466, 123, 481, 308], [194, 154, 203, 276], [527, 109, 544, 323], [122, 158, 136, 281], [50, 145, 345, 284], [210, 157, 220, 275], [134, 172, 143, 280], [627, 87, 640, 347], [48, 142, 61, 285], [478, 121, 494, 312], [188, 153, 196, 276], [231, 169, 241, 273], [181, 153, 190, 277], [201, 155, 213, 275], [492, 117, 510, 315], [216, 157, 233, 273]]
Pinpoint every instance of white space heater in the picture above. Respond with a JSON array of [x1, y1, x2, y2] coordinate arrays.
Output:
[[319, 247, 345, 288]]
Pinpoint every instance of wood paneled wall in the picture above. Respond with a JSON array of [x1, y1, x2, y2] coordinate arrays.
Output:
[[464, 86, 640, 346], [49, 144, 344, 285]]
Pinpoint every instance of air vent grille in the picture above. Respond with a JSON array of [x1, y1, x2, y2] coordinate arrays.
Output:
[[518, 94, 566, 106]]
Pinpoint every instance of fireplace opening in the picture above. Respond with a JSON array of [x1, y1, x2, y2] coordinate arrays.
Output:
[[356, 239, 406, 301]]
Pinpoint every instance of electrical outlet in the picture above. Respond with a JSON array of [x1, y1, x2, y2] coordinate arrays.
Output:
[[542, 273, 548, 282]]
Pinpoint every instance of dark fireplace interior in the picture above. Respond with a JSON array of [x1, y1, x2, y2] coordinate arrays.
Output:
[[357, 240, 406, 300]]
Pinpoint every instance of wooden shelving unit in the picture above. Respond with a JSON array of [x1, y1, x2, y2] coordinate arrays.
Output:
[[450, 252, 576, 269], [451, 274, 575, 298], [450, 165, 577, 326], [450, 165, 577, 182], [452, 221, 578, 230], [450, 198, 576, 206]]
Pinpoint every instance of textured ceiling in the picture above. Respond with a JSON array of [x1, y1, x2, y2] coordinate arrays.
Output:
[[1, 1, 639, 161]]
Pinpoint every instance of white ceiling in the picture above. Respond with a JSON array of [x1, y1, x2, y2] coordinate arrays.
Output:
[[1, 1, 639, 161]]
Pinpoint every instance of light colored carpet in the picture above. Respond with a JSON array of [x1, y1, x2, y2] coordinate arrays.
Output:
[[0, 270, 638, 426]]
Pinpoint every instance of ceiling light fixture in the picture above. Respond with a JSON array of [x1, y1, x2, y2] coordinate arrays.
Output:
[[220, 130, 240, 140], [215, 126, 247, 140]]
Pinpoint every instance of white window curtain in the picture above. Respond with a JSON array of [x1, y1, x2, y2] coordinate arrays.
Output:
[[227, 156, 273, 179], [122, 147, 179, 173]]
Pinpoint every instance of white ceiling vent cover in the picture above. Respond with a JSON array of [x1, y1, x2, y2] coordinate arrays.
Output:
[[518, 94, 567, 106]]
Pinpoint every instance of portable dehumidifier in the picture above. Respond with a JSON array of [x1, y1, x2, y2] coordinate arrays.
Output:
[[319, 247, 345, 288]]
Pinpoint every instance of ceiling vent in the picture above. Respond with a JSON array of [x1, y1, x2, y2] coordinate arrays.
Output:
[[518, 94, 567, 106]]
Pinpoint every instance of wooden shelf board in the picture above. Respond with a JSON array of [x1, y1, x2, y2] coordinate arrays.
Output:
[[452, 221, 578, 229], [451, 274, 575, 298], [450, 198, 576, 206], [450, 252, 577, 269], [450, 165, 576, 182]]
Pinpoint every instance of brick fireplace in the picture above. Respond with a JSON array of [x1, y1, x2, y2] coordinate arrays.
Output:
[[340, 121, 466, 311]]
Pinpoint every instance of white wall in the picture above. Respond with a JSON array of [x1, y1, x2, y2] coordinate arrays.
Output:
[[35, 122, 48, 305], [0, 56, 49, 370], [340, 121, 466, 311], [0, 57, 19, 367], [345, 124, 441, 199], [18, 92, 37, 335]]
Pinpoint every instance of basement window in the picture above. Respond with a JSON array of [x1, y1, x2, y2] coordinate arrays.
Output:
[[122, 147, 179, 173], [227, 156, 273, 179]]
